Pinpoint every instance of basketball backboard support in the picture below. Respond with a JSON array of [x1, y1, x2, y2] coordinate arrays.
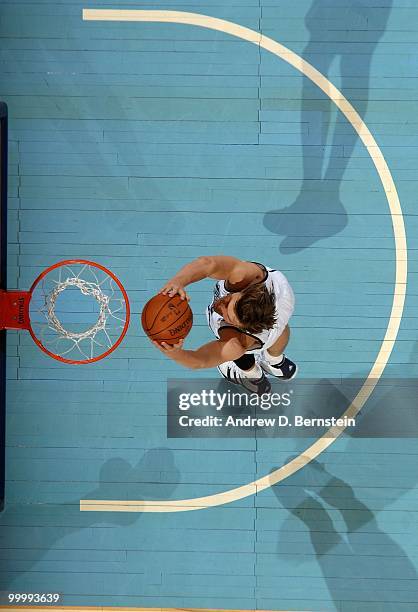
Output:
[[0, 101, 8, 512]]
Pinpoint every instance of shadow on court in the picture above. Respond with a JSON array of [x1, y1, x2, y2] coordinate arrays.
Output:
[[270, 457, 418, 611], [267, 343, 418, 610], [264, 0, 393, 253], [0, 448, 180, 591]]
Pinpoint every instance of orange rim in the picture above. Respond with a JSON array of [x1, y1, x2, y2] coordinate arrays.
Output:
[[28, 259, 130, 364]]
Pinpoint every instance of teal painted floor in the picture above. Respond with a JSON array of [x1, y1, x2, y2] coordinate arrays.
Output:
[[1, 0, 418, 610]]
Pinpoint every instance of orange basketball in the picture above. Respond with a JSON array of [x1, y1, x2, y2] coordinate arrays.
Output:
[[141, 293, 193, 345]]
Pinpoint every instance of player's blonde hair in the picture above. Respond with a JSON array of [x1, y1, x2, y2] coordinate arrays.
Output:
[[235, 284, 276, 334]]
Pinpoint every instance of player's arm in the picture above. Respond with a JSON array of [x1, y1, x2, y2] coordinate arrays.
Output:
[[160, 256, 255, 299], [152, 336, 246, 369]]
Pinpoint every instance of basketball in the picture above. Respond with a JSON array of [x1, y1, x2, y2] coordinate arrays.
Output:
[[141, 293, 193, 345]]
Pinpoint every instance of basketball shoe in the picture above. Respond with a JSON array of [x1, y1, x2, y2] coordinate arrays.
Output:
[[259, 352, 298, 381], [217, 361, 271, 395]]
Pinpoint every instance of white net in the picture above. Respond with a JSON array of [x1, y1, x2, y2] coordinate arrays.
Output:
[[29, 262, 128, 362]]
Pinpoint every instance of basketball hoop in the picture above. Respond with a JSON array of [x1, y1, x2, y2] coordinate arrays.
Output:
[[0, 260, 130, 364]]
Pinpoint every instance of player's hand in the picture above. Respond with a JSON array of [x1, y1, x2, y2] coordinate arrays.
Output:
[[160, 279, 190, 301], [152, 339, 184, 354]]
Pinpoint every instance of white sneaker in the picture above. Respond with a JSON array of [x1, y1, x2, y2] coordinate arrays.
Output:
[[217, 361, 271, 394], [260, 353, 298, 380]]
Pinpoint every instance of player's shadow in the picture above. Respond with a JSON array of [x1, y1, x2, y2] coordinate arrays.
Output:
[[0, 448, 180, 590], [263, 0, 393, 253], [269, 458, 418, 611], [265, 341, 418, 609]]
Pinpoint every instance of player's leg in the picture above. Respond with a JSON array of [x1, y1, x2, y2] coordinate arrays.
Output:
[[260, 326, 298, 380], [217, 353, 271, 394]]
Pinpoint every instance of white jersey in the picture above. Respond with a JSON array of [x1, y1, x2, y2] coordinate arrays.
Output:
[[206, 262, 295, 354]]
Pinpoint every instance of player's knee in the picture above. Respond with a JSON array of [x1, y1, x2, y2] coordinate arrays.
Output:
[[268, 326, 290, 354]]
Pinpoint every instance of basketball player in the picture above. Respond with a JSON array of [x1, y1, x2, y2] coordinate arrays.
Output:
[[153, 256, 297, 394]]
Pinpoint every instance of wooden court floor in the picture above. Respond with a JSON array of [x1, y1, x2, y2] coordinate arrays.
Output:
[[1, 0, 418, 610]]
